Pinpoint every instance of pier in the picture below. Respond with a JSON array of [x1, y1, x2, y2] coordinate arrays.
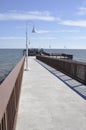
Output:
[[16, 57, 86, 130], [0, 56, 86, 130]]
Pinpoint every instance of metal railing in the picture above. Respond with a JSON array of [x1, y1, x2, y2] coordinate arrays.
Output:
[[36, 55, 86, 85], [0, 56, 25, 130]]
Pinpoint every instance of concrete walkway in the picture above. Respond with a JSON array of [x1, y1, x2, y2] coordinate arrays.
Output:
[[16, 57, 86, 130]]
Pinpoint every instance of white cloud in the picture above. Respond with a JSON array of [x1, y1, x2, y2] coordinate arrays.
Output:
[[65, 36, 86, 40], [0, 11, 56, 21], [36, 30, 51, 34], [28, 11, 51, 16], [59, 20, 86, 27], [54, 30, 79, 33], [32, 36, 57, 40], [77, 7, 86, 15], [0, 36, 25, 40], [36, 29, 79, 34], [0, 36, 57, 40]]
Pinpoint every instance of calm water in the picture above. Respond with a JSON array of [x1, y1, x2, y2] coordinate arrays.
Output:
[[44, 49, 86, 62], [0, 49, 86, 83], [0, 49, 23, 83]]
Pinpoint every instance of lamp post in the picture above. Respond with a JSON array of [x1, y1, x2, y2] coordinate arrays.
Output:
[[25, 22, 36, 71], [26, 22, 28, 71]]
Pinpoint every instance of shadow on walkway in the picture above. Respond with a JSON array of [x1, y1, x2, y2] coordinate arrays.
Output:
[[36, 59, 86, 100]]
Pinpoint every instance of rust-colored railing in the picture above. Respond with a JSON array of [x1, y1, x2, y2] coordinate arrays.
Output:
[[36, 55, 86, 85], [0, 56, 25, 130]]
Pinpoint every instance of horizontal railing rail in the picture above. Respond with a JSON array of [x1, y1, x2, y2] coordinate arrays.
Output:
[[36, 55, 86, 85], [0, 56, 25, 130]]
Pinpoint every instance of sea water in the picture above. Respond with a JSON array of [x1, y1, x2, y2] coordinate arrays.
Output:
[[0, 49, 86, 83], [0, 49, 23, 83]]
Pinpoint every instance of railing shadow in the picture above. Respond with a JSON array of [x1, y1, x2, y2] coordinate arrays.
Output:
[[36, 59, 86, 100]]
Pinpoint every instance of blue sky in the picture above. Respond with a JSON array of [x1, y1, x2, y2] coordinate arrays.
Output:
[[0, 0, 86, 49]]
